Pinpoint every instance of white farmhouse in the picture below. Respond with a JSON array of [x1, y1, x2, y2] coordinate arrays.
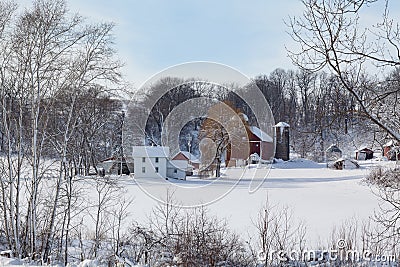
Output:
[[132, 146, 186, 180], [132, 146, 169, 179]]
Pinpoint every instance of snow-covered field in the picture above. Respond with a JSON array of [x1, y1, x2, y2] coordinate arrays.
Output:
[[123, 158, 392, 244], [1, 158, 395, 266]]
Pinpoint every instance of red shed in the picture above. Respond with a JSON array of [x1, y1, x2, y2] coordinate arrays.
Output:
[[355, 147, 374, 160]]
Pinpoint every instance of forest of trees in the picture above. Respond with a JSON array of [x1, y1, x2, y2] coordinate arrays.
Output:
[[134, 67, 399, 162]]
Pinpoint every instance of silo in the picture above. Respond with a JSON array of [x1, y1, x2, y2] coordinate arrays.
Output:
[[274, 122, 290, 161]]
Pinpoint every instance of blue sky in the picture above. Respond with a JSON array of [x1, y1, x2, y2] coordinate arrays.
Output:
[[19, 0, 400, 87], [64, 0, 304, 86]]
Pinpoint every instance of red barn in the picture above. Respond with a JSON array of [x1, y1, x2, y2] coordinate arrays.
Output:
[[226, 125, 274, 166], [383, 140, 400, 160]]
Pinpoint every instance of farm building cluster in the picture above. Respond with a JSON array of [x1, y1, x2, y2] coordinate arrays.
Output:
[[95, 118, 399, 177], [325, 140, 400, 170], [96, 122, 291, 179], [97, 146, 200, 180]]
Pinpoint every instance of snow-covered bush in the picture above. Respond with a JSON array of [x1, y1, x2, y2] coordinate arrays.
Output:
[[365, 167, 400, 188], [117, 192, 251, 266]]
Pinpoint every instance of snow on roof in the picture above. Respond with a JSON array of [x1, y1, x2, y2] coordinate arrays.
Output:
[[274, 122, 290, 128], [132, 146, 170, 158], [190, 158, 201, 164], [180, 151, 200, 162], [356, 145, 373, 152], [100, 156, 133, 163], [249, 126, 273, 142], [168, 160, 188, 170], [326, 144, 342, 153], [334, 158, 360, 168], [249, 153, 260, 160], [384, 140, 398, 147], [239, 112, 249, 122]]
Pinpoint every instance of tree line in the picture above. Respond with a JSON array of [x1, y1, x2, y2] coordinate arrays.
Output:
[[0, 0, 122, 262], [135, 67, 399, 162]]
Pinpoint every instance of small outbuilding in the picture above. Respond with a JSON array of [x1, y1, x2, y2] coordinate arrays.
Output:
[[172, 151, 200, 170], [167, 160, 188, 180], [331, 158, 360, 170], [355, 147, 374, 160], [97, 157, 134, 176], [325, 144, 342, 161]]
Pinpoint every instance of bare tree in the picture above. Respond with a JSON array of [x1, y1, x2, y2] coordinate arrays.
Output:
[[252, 199, 304, 266], [0, 0, 21, 257], [0, 0, 122, 262], [88, 177, 122, 258], [109, 195, 133, 257], [366, 167, 400, 241], [144, 192, 251, 266], [287, 0, 400, 141]]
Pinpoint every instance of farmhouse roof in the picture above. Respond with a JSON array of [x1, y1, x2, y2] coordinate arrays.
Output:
[[132, 146, 170, 158], [355, 146, 374, 153]]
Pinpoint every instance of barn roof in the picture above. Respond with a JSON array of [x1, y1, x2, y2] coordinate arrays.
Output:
[[174, 151, 201, 163], [248, 126, 273, 142]]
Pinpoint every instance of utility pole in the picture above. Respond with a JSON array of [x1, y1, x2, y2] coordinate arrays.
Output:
[[187, 134, 192, 164], [120, 111, 125, 176]]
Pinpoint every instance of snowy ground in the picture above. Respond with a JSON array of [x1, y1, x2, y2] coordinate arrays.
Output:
[[121, 158, 394, 245], [1, 158, 395, 266]]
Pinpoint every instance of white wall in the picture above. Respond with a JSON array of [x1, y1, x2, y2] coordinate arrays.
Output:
[[166, 167, 186, 180], [133, 156, 167, 179]]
